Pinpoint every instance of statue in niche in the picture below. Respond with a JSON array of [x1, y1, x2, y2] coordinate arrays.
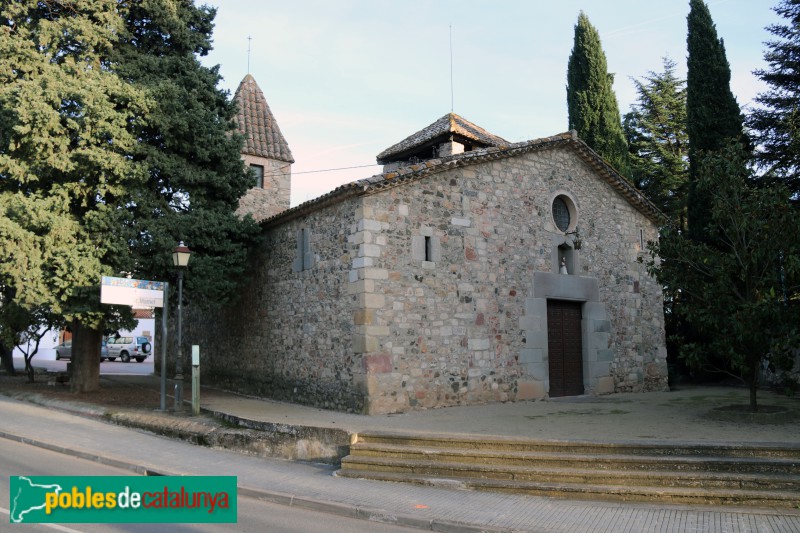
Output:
[[560, 257, 568, 275]]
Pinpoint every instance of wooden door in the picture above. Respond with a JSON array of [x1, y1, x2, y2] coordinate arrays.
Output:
[[547, 300, 584, 397]]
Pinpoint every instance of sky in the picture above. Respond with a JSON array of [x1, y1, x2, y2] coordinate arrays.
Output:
[[200, 0, 782, 207]]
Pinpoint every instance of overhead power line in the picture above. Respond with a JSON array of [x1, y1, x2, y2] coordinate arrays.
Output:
[[261, 162, 381, 179]]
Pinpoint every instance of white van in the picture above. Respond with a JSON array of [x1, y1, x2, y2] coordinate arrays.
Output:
[[106, 336, 151, 363]]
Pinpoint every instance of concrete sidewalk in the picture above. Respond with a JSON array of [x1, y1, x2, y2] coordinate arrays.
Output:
[[193, 379, 800, 443], [1, 394, 799, 533], [1, 373, 799, 532]]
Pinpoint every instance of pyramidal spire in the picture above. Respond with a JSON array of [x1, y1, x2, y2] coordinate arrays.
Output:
[[233, 74, 294, 163]]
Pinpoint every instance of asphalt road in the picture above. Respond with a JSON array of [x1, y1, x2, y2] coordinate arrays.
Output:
[[0, 438, 417, 532]]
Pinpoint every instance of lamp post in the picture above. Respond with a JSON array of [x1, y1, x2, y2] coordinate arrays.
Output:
[[172, 241, 191, 412]]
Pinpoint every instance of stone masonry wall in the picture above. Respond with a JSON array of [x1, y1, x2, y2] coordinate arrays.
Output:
[[358, 148, 667, 413], [188, 144, 667, 415], [187, 195, 365, 412], [236, 154, 291, 222]]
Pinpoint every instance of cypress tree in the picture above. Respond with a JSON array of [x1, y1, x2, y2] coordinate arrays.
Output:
[[0, 1, 148, 391], [112, 1, 260, 307], [686, 0, 746, 241], [110, 1, 260, 380], [567, 12, 629, 175], [0, 1, 259, 390], [748, 0, 800, 196]]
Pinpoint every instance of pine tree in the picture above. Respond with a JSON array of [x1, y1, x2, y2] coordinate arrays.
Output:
[[567, 12, 629, 175], [686, 0, 746, 241], [624, 58, 689, 224], [748, 0, 800, 196]]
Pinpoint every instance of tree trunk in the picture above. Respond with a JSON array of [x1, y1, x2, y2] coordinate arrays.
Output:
[[746, 354, 759, 412], [0, 341, 16, 376], [23, 340, 42, 383], [24, 357, 34, 383], [749, 377, 758, 412], [70, 319, 102, 393]]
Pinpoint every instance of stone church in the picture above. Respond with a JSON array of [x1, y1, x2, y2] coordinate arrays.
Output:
[[187, 75, 669, 415]]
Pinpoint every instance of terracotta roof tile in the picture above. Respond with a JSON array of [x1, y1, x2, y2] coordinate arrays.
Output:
[[233, 74, 294, 163]]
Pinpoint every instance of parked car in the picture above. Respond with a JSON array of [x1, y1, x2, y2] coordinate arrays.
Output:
[[106, 336, 149, 363], [56, 340, 110, 362], [55, 341, 72, 360], [136, 336, 152, 355]]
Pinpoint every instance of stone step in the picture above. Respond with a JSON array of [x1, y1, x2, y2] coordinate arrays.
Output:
[[341, 432, 800, 508], [335, 469, 800, 508], [340, 455, 800, 491], [348, 443, 800, 475], [355, 432, 800, 460]]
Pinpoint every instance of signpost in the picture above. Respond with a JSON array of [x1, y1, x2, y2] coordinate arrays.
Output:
[[100, 277, 165, 307], [191, 345, 200, 416], [159, 284, 169, 412], [101, 276, 169, 411]]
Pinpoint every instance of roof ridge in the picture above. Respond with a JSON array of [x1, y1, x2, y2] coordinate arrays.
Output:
[[262, 131, 662, 228], [448, 113, 458, 130], [376, 112, 508, 163]]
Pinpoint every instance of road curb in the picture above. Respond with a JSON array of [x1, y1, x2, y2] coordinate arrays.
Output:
[[236, 484, 515, 532], [0, 430, 171, 477], [0, 429, 513, 532]]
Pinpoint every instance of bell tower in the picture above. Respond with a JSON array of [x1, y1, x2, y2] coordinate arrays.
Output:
[[233, 74, 294, 221]]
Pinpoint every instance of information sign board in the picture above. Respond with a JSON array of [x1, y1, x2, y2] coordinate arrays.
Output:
[[101, 277, 165, 308]]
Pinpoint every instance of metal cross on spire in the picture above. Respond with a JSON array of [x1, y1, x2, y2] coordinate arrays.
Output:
[[247, 35, 252, 73]]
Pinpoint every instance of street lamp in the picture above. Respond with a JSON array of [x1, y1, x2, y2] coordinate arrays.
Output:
[[172, 241, 191, 411]]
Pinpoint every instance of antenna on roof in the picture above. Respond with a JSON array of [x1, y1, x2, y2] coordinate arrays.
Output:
[[247, 35, 252, 74], [449, 25, 454, 113]]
